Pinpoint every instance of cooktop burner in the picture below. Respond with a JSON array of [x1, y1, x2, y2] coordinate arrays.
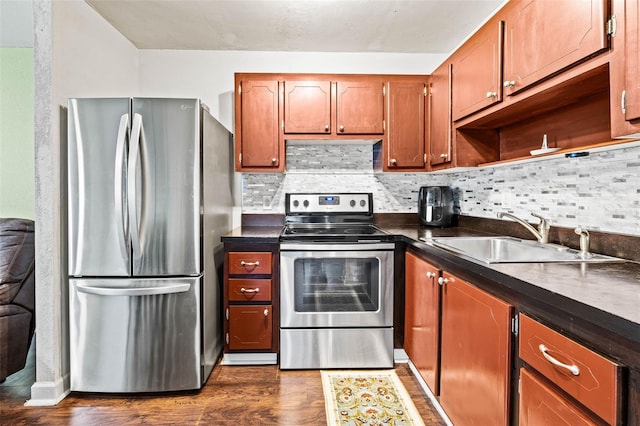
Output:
[[281, 223, 388, 237]]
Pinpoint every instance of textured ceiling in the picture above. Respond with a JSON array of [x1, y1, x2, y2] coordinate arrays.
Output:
[[85, 0, 505, 53]]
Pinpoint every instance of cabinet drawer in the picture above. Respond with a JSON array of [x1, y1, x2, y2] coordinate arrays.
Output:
[[519, 368, 600, 426], [228, 252, 272, 275], [228, 279, 272, 302], [519, 314, 622, 425]]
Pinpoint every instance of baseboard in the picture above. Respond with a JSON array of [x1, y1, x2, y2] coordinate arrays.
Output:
[[221, 353, 278, 365], [26, 374, 70, 406], [394, 348, 409, 363], [407, 360, 453, 426]]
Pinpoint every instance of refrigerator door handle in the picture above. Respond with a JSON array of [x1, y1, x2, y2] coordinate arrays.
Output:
[[114, 114, 130, 260], [75, 282, 191, 296], [128, 113, 144, 260]]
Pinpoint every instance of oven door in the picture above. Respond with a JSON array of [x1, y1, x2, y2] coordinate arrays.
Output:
[[280, 243, 394, 328]]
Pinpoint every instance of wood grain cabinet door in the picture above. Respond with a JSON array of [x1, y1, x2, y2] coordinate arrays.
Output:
[[284, 81, 331, 134], [429, 62, 452, 167], [404, 252, 440, 394], [237, 80, 281, 169], [625, 0, 640, 121], [336, 80, 385, 134], [439, 272, 513, 426], [228, 305, 273, 351], [519, 368, 600, 426], [503, 0, 608, 94], [451, 19, 504, 121], [386, 81, 427, 170]]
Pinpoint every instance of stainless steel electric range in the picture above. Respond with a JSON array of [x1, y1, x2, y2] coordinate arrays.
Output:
[[279, 193, 395, 369]]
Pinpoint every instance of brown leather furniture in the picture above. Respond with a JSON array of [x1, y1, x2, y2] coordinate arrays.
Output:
[[0, 218, 35, 382]]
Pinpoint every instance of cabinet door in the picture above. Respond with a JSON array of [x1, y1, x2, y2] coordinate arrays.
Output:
[[404, 252, 440, 394], [386, 82, 426, 170], [429, 63, 452, 167], [504, 0, 608, 94], [284, 81, 331, 134], [440, 272, 513, 426], [625, 0, 640, 121], [238, 80, 281, 169], [519, 368, 599, 426], [336, 80, 384, 134], [228, 305, 273, 351], [452, 19, 504, 121]]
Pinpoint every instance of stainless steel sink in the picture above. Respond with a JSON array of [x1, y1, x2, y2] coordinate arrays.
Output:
[[421, 236, 625, 264]]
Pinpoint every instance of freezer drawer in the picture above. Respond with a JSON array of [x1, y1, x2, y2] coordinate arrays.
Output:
[[70, 277, 202, 392]]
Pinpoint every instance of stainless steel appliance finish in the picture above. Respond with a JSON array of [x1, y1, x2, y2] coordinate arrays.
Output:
[[68, 98, 233, 392], [279, 193, 395, 370], [418, 185, 456, 227]]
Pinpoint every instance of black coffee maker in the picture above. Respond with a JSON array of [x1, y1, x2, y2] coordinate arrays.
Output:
[[418, 186, 456, 227]]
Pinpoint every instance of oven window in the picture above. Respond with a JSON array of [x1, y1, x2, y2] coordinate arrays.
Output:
[[292, 257, 380, 312]]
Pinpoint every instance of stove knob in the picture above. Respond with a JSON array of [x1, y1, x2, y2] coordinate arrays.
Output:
[[303, 200, 309, 208], [350, 200, 356, 207], [293, 200, 299, 208], [360, 200, 366, 207]]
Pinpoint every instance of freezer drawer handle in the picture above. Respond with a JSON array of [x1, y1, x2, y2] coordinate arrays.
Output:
[[76, 283, 190, 296], [538, 344, 580, 376]]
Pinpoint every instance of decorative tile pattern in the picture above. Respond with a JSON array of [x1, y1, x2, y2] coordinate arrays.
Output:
[[241, 143, 640, 235]]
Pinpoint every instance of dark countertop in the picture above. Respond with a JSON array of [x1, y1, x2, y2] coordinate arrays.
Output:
[[222, 220, 640, 350]]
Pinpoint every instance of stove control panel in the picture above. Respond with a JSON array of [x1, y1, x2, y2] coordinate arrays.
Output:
[[286, 193, 372, 214]]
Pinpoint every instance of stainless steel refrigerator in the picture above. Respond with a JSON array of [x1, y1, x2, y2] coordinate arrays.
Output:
[[67, 98, 233, 393]]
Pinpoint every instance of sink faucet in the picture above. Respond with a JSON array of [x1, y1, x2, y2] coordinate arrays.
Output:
[[497, 212, 550, 243], [574, 226, 590, 255]]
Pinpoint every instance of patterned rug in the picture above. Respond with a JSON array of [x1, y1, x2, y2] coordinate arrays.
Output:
[[321, 370, 426, 426]]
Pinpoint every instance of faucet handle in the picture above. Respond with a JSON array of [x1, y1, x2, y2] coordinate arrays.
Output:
[[574, 226, 590, 254], [531, 213, 550, 230]]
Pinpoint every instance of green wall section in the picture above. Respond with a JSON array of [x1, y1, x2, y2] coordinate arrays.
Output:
[[0, 47, 34, 219]]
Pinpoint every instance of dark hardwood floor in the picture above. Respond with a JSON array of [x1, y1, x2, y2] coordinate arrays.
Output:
[[1, 346, 445, 425]]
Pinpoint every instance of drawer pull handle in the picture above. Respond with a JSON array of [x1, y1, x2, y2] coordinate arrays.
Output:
[[539, 344, 580, 376], [240, 287, 260, 294], [240, 261, 260, 267]]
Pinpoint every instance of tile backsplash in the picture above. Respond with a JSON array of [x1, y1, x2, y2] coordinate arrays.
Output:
[[242, 142, 640, 236]]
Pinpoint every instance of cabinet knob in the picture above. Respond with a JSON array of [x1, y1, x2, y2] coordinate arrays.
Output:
[[264, 308, 269, 317], [390, 158, 397, 165], [440, 153, 448, 159], [339, 125, 345, 132], [503, 80, 516, 88], [438, 277, 449, 286], [325, 124, 330, 132], [486, 91, 497, 98], [426, 272, 436, 279], [271, 158, 277, 164]]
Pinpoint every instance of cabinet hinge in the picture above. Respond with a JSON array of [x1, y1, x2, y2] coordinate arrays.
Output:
[[423, 153, 427, 164], [238, 153, 242, 164], [607, 15, 617, 37], [238, 84, 242, 95], [225, 333, 229, 345], [512, 315, 519, 336], [226, 308, 229, 320], [424, 85, 427, 97], [621, 90, 627, 114], [281, 119, 284, 130], [383, 120, 386, 131], [382, 85, 386, 96]]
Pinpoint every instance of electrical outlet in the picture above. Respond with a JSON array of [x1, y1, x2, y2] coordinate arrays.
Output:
[[263, 196, 272, 209], [501, 192, 513, 209]]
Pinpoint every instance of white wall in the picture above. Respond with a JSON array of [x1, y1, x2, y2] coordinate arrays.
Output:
[[138, 50, 446, 131], [31, 0, 138, 405]]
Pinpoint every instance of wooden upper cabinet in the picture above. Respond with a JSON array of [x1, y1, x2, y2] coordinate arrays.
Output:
[[452, 19, 504, 121], [404, 252, 440, 394], [284, 81, 331, 134], [429, 63, 452, 168], [336, 80, 385, 134], [440, 272, 513, 426], [624, 0, 640, 122], [503, 0, 609, 95], [235, 78, 282, 171], [386, 81, 427, 170]]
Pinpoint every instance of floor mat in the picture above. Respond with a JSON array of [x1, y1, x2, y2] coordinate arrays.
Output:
[[322, 370, 426, 425]]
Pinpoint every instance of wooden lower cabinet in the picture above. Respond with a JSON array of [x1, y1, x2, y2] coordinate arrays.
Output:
[[404, 252, 440, 394], [228, 305, 273, 351], [519, 368, 600, 426], [439, 271, 514, 425]]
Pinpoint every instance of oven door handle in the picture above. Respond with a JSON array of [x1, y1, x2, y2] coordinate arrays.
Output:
[[280, 242, 395, 251]]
